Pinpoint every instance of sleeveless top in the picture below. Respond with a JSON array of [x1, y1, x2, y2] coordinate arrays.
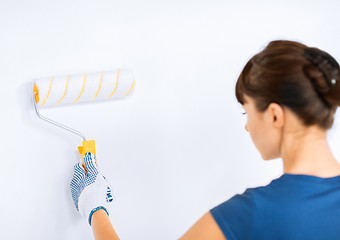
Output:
[[210, 173, 340, 240]]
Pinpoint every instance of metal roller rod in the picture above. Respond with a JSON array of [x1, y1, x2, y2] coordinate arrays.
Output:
[[32, 94, 86, 141]]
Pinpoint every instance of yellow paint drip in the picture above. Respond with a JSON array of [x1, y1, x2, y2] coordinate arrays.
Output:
[[106, 69, 120, 99], [40, 77, 53, 106], [74, 73, 87, 103], [56, 75, 70, 105], [123, 81, 135, 96], [91, 72, 103, 101]]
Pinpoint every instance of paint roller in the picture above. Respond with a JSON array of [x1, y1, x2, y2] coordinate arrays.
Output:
[[32, 69, 136, 171]]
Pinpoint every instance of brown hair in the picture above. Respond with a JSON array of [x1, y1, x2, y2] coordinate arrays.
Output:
[[235, 40, 340, 130]]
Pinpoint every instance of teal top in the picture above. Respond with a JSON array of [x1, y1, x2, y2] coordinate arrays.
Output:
[[210, 173, 340, 240]]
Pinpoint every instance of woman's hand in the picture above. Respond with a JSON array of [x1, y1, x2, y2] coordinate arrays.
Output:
[[70, 152, 113, 225]]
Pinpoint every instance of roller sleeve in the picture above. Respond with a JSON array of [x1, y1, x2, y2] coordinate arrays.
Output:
[[33, 69, 136, 107]]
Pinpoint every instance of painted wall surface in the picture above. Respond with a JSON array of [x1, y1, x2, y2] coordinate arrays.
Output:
[[1, 1, 340, 239]]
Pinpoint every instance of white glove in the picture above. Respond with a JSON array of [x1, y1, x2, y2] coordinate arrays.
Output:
[[70, 152, 113, 225]]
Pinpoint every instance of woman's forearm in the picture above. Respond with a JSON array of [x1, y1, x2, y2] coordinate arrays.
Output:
[[91, 209, 120, 240]]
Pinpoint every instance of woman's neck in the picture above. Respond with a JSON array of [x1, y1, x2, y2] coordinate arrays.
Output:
[[281, 126, 340, 178]]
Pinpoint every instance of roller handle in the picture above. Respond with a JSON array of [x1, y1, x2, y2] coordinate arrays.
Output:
[[78, 140, 97, 172]]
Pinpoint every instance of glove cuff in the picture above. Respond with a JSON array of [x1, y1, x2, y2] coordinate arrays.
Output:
[[88, 206, 109, 225]]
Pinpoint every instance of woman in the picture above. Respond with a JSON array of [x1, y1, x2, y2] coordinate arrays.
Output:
[[70, 40, 340, 239]]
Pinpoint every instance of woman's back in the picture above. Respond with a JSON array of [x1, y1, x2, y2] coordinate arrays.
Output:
[[211, 173, 340, 239]]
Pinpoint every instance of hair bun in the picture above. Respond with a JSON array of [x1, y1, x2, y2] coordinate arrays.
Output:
[[303, 47, 339, 88], [303, 47, 340, 108]]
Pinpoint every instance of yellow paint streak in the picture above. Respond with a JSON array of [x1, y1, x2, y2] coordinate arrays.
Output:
[[56, 75, 70, 105], [74, 73, 87, 103], [123, 81, 135, 96], [106, 69, 120, 99], [40, 77, 53, 106], [91, 72, 103, 101]]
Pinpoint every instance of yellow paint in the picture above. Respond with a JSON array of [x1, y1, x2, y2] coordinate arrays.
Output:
[[106, 69, 120, 99], [33, 83, 39, 103], [123, 81, 135, 96], [91, 72, 103, 101], [74, 73, 87, 103], [78, 140, 97, 171], [40, 77, 53, 106], [56, 75, 70, 105]]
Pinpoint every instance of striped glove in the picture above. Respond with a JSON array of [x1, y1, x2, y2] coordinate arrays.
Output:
[[70, 152, 113, 225]]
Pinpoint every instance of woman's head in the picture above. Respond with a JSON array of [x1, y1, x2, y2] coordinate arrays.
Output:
[[236, 40, 340, 160]]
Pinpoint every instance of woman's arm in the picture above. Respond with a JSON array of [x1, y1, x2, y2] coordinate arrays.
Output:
[[179, 212, 226, 240], [91, 209, 120, 240], [70, 153, 119, 239], [71, 153, 225, 240]]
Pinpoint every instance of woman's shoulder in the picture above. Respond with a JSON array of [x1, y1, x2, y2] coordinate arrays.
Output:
[[208, 175, 287, 239]]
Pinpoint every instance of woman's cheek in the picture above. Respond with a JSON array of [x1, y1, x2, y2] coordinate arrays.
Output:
[[248, 118, 271, 159], [248, 120, 262, 153]]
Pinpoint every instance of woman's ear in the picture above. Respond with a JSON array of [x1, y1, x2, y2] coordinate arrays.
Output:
[[267, 103, 285, 128]]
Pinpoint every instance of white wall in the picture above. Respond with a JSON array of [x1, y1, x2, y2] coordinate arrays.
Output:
[[1, 0, 340, 239]]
